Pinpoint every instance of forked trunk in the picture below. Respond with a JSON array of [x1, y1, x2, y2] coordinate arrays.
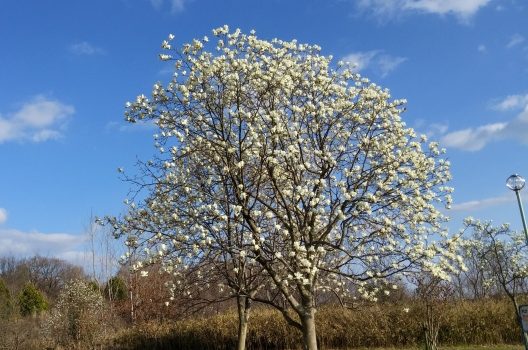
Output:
[[300, 307, 318, 350], [236, 295, 251, 350]]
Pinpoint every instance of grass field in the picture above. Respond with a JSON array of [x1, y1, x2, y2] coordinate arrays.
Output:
[[439, 346, 522, 350], [350, 346, 524, 350]]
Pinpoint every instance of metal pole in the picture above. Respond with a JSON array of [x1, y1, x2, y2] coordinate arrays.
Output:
[[515, 190, 528, 245], [514, 190, 528, 350]]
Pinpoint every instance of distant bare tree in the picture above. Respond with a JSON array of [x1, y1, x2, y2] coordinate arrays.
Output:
[[25, 256, 84, 299], [412, 273, 454, 350], [0, 256, 30, 292], [0, 256, 84, 300], [462, 219, 528, 347]]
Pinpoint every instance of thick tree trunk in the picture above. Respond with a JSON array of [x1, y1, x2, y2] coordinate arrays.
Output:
[[300, 307, 318, 350], [236, 295, 251, 350]]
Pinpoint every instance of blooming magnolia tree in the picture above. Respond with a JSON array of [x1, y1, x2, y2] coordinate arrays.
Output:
[[111, 26, 461, 350]]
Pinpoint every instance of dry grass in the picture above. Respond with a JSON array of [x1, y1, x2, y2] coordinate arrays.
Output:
[[110, 298, 524, 350]]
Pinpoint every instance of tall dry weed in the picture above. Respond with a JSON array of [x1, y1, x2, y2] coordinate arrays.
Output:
[[110, 298, 521, 349]]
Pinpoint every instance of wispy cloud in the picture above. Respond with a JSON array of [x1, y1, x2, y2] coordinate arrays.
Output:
[[424, 123, 449, 138], [0, 95, 74, 144], [342, 50, 407, 77], [440, 93, 528, 151], [492, 93, 528, 111], [356, 0, 491, 22], [506, 33, 525, 49], [0, 208, 7, 224], [149, 0, 188, 13], [342, 51, 378, 71], [70, 41, 105, 55], [377, 55, 408, 77], [451, 194, 513, 212], [477, 44, 487, 53]]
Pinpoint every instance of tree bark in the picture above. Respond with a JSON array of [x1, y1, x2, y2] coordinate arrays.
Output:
[[300, 307, 318, 350], [236, 295, 251, 350]]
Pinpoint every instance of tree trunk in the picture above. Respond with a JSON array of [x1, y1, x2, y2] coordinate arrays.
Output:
[[236, 295, 251, 350], [423, 304, 439, 350], [300, 307, 318, 350]]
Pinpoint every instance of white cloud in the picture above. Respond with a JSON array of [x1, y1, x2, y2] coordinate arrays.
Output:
[[0, 228, 87, 258], [403, 0, 491, 17], [342, 51, 406, 77], [0, 221, 124, 275], [56, 251, 93, 268], [507, 33, 525, 49], [149, 0, 188, 13], [342, 51, 378, 71], [441, 122, 507, 151], [357, 0, 491, 22], [440, 95, 528, 151], [0, 95, 74, 143], [0, 208, 7, 224], [70, 41, 105, 55], [492, 94, 528, 111], [0, 228, 96, 269], [451, 194, 513, 212]]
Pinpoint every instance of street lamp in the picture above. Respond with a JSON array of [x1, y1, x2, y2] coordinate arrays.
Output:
[[507, 174, 528, 350], [507, 174, 528, 245]]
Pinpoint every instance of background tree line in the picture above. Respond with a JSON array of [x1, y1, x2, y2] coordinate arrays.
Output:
[[1, 215, 527, 350]]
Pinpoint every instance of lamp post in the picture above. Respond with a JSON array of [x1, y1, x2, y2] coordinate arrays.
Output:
[[506, 174, 528, 245], [507, 174, 528, 350]]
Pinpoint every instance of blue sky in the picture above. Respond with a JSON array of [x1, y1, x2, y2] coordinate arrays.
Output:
[[0, 0, 527, 267]]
